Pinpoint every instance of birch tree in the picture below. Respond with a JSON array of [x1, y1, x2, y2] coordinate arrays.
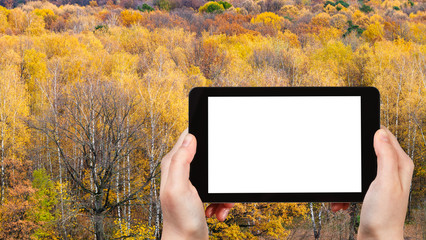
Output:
[[30, 80, 154, 240]]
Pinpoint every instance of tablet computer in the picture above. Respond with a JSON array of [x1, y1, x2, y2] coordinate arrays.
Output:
[[189, 87, 380, 202]]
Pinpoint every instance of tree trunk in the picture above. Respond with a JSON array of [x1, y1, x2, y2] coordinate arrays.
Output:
[[395, 80, 401, 139], [94, 212, 105, 240], [54, 83, 67, 239], [126, 117, 131, 230], [310, 203, 322, 240], [116, 157, 123, 237], [1, 114, 4, 205]]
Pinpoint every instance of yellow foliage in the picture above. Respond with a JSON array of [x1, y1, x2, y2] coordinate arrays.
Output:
[[311, 40, 354, 85], [363, 21, 384, 42], [121, 10, 143, 27], [0, 5, 11, 33], [330, 13, 348, 29], [409, 11, 426, 21], [23, 49, 48, 113], [352, 10, 370, 28], [199, 2, 225, 13], [315, 27, 343, 44], [114, 26, 151, 54], [279, 5, 300, 18], [32, 8, 55, 18], [0, 5, 10, 16], [370, 14, 384, 23], [7, 9, 26, 33], [42, 33, 78, 58], [382, 0, 401, 8], [324, 4, 338, 14], [277, 30, 300, 48], [0, 64, 30, 157], [187, 65, 210, 87], [0, 12, 9, 33], [408, 22, 426, 44], [89, 0, 98, 7], [208, 203, 308, 239], [25, 13, 45, 36], [251, 12, 284, 31], [110, 51, 139, 87], [113, 219, 155, 239], [311, 12, 331, 27], [335, 3, 346, 11], [352, 10, 364, 22], [0, 3, 424, 239]]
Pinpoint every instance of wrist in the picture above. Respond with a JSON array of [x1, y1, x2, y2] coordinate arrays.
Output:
[[358, 227, 404, 240]]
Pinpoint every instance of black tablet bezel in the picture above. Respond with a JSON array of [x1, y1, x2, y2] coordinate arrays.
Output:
[[189, 87, 379, 203]]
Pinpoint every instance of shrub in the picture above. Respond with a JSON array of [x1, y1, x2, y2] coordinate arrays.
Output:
[[138, 3, 155, 12], [94, 24, 108, 32], [323, 0, 349, 10], [336, 0, 349, 8], [199, 2, 225, 13], [251, 12, 284, 31], [393, 6, 400, 10], [89, 0, 98, 7], [330, 13, 347, 29], [218, 1, 232, 9], [155, 0, 173, 11], [363, 21, 384, 42], [121, 10, 143, 26], [324, 1, 334, 8], [360, 4, 373, 13], [343, 20, 365, 37], [311, 12, 331, 27]]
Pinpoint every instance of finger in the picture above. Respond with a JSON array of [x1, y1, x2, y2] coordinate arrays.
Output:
[[331, 203, 341, 212], [381, 126, 408, 160], [331, 203, 350, 212], [381, 126, 414, 189], [221, 203, 235, 208], [215, 205, 232, 222], [205, 204, 219, 218], [161, 129, 188, 190], [213, 203, 234, 221], [168, 128, 189, 159], [166, 134, 197, 191], [373, 129, 399, 181], [331, 203, 345, 212]]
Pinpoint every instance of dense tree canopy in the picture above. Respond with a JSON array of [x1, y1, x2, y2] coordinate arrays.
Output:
[[0, 0, 424, 239]]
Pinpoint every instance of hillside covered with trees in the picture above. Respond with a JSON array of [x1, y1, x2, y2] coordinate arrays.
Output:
[[0, 0, 424, 239]]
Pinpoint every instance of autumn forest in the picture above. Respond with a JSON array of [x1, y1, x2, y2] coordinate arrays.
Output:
[[0, 0, 424, 238]]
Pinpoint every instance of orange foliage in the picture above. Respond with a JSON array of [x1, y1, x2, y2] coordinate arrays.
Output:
[[0, 158, 37, 240]]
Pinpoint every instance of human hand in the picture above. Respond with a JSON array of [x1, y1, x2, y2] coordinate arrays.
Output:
[[357, 127, 414, 239], [205, 203, 235, 221], [160, 130, 208, 240], [331, 202, 350, 212]]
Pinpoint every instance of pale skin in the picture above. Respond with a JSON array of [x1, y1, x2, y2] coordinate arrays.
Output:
[[160, 126, 414, 240]]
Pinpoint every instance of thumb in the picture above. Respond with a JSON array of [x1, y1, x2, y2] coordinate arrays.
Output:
[[166, 134, 197, 191], [373, 129, 399, 180]]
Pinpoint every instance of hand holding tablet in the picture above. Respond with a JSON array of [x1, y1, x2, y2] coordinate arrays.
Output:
[[189, 87, 380, 202], [160, 124, 414, 239], [160, 87, 413, 239]]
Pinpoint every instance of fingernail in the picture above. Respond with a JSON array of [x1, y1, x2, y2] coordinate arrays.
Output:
[[182, 134, 192, 147], [379, 129, 389, 142]]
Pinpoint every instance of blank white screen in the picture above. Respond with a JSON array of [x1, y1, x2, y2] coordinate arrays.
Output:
[[208, 96, 361, 193]]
